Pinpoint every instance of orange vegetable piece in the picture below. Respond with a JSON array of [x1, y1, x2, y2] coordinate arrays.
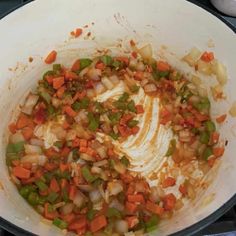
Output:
[[125, 202, 137, 214], [90, 215, 107, 233], [71, 59, 80, 72], [22, 127, 33, 140], [64, 106, 77, 117], [146, 201, 164, 216], [12, 166, 31, 179], [72, 138, 80, 148], [179, 184, 187, 196], [60, 163, 69, 172], [8, 123, 17, 134], [50, 178, 60, 193], [126, 216, 139, 229], [131, 126, 140, 135], [127, 194, 145, 203], [56, 86, 65, 98], [71, 28, 83, 38], [52, 77, 64, 90], [44, 50, 57, 64], [61, 213, 76, 224], [135, 105, 144, 114], [80, 139, 88, 147], [201, 51, 214, 62], [162, 177, 176, 188], [134, 71, 144, 81], [157, 61, 171, 72], [69, 185, 77, 200], [44, 203, 58, 220], [211, 131, 220, 144], [216, 114, 227, 124], [65, 70, 79, 80], [95, 62, 106, 70], [22, 162, 32, 170], [120, 173, 134, 184], [213, 147, 225, 157], [16, 113, 31, 129], [163, 193, 176, 211], [44, 162, 58, 171]]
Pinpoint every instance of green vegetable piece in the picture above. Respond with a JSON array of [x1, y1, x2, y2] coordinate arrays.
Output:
[[109, 159, 115, 168], [200, 131, 210, 144], [80, 97, 90, 109], [205, 120, 216, 133], [109, 132, 119, 140], [38, 196, 47, 205], [113, 101, 127, 110], [120, 156, 130, 167], [145, 215, 159, 233], [35, 180, 48, 192], [44, 172, 54, 183], [118, 92, 129, 102], [130, 85, 140, 93], [88, 112, 99, 131], [159, 71, 170, 78], [106, 207, 121, 219], [6, 154, 19, 166], [202, 147, 213, 160], [94, 102, 105, 113], [62, 188, 69, 202], [92, 178, 103, 187], [7, 141, 25, 154], [112, 60, 123, 69], [79, 58, 92, 71], [47, 191, 59, 203], [54, 141, 63, 149], [86, 209, 97, 220], [194, 97, 210, 111], [127, 100, 137, 113], [27, 192, 40, 206], [19, 185, 36, 199], [47, 105, 55, 116], [108, 112, 122, 125], [72, 101, 81, 111], [191, 127, 199, 135], [100, 55, 113, 66], [127, 120, 139, 128], [166, 139, 176, 156], [81, 166, 96, 183], [43, 70, 55, 80], [53, 64, 62, 72], [40, 91, 51, 104], [53, 218, 68, 230]]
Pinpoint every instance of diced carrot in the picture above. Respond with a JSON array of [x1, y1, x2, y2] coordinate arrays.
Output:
[[86, 147, 97, 157], [118, 125, 129, 137], [39, 189, 49, 196], [131, 51, 137, 58], [8, 123, 17, 134], [73, 176, 80, 186], [163, 193, 176, 211], [127, 194, 145, 203], [135, 105, 144, 114], [21, 177, 36, 185], [61, 179, 69, 189], [179, 184, 187, 196], [125, 202, 137, 214], [73, 90, 86, 101], [69, 185, 77, 200], [62, 120, 70, 129], [56, 86, 65, 98], [157, 61, 171, 72], [22, 162, 32, 170], [45, 75, 54, 84], [201, 51, 214, 62], [80, 139, 88, 147], [126, 185, 135, 195], [44, 203, 58, 220], [72, 138, 80, 148], [107, 148, 115, 158], [16, 113, 31, 129], [131, 126, 140, 135], [74, 28, 83, 38], [44, 162, 58, 171], [211, 131, 220, 144], [52, 77, 64, 90], [79, 146, 87, 153], [12, 166, 30, 179], [60, 163, 69, 172], [50, 178, 60, 193], [76, 227, 86, 236], [130, 40, 136, 47], [120, 114, 133, 125], [68, 217, 87, 231], [44, 50, 57, 64], [90, 215, 107, 233], [146, 201, 164, 216], [134, 71, 144, 81], [34, 169, 43, 179], [216, 114, 227, 124], [61, 213, 76, 224], [71, 59, 80, 72], [208, 157, 217, 167], [126, 216, 139, 229], [44, 148, 59, 158], [120, 173, 134, 184], [65, 70, 79, 80], [22, 127, 33, 140], [213, 147, 225, 157], [61, 146, 71, 157], [95, 62, 105, 70], [12, 159, 20, 166], [195, 112, 209, 122], [115, 56, 129, 65], [162, 177, 176, 188], [64, 106, 77, 117]]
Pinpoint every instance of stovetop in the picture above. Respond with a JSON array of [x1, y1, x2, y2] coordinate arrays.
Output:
[[0, 0, 235, 236]]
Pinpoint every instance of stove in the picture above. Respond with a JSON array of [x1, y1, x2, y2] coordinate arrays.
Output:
[[0, 0, 235, 236]]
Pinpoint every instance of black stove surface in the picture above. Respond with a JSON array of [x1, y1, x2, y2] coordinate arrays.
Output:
[[0, 0, 235, 236]]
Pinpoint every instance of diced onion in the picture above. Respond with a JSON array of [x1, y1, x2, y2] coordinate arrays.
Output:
[[73, 190, 85, 207], [143, 83, 157, 93], [140, 79, 149, 87], [93, 159, 108, 167], [212, 60, 228, 85], [24, 144, 42, 155], [101, 77, 114, 90], [87, 68, 101, 81], [80, 153, 95, 161], [21, 93, 39, 115], [115, 220, 128, 234], [138, 44, 153, 61], [150, 186, 165, 202], [91, 166, 102, 174], [79, 67, 89, 77], [136, 61, 145, 71], [94, 82, 106, 95], [86, 89, 96, 98], [30, 138, 44, 147], [74, 110, 88, 123], [197, 60, 212, 75], [10, 132, 25, 143], [97, 146, 107, 159], [182, 47, 201, 67], [114, 162, 126, 174], [107, 181, 123, 196], [109, 199, 124, 211], [21, 154, 47, 166], [66, 129, 77, 141], [60, 203, 74, 215], [89, 189, 102, 203], [78, 185, 94, 192], [191, 75, 202, 85], [109, 75, 120, 85], [229, 101, 236, 117]]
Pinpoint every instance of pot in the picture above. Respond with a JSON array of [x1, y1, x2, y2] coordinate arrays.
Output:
[[0, 0, 235, 235]]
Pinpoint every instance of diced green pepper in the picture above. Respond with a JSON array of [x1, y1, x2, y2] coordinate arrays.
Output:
[[127, 100, 136, 113], [86, 209, 97, 220], [6, 153, 19, 166], [92, 178, 103, 187], [19, 185, 36, 199], [43, 70, 55, 80], [109, 132, 119, 140], [200, 131, 210, 144], [108, 112, 122, 125], [109, 159, 115, 169], [120, 156, 130, 167], [112, 60, 123, 69], [145, 215, 159, 233], [38, 196, 47, 205], [94, 102, 105, 113], [106, 207, 121, 219], [81, 166, 97, 183], [166, 139, 176, 156], [35, 180, 48, 192], [100, 55, 113, 66], [27, 192, 40, 206], [204, 120, 216, 133], [72, 101, 81, 111], [54, 141, 63, 149], [118, 92, 129, 102], [53, 218, 68, 230], [88, 112, 99, 131], [191, 127, 199, 135], [52, 64, 62, 72], [79, 58, 92, 71], [194, 97, 210, 111], [72, 149, 80, 161], [202, 147, 213, 160], [130, 85, 140, 93], [113, 101, 127, 110], [80, 97, 90, 109], [40, 91, 51, 104], [47, 105, 55, 116], [127, 119, 138, 128], [47, 191, 59, 203], [7, 141, 25, 154], [62, 188, 69, 202]]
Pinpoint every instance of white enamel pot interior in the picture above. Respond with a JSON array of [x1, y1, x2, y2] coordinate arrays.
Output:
[[0, 0, 235, 235]]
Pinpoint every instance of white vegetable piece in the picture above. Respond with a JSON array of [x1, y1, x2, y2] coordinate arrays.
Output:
[[183, 47, 201, 66], [138, 44, 153, 61], [101, 77, 114, 90], [21, 93, 39, 115]]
